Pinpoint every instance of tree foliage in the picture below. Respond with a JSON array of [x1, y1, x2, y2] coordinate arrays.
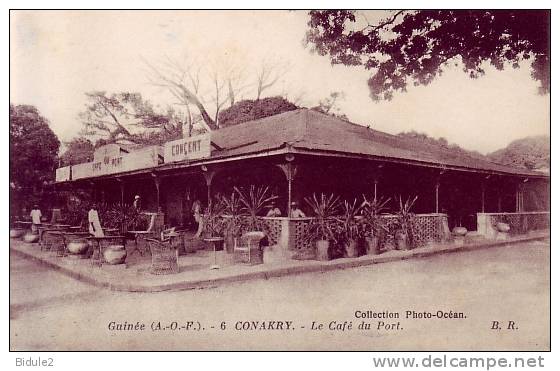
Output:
[[397, 131, 486, 159], [60, 137, 95, 166], [10, 104, 60, 211], [310, 91, 348, 120], [79, 91, 185, 145], [306, 10, 550, 101], [217, 96, 299, 127], [488, 135, 549, 171]]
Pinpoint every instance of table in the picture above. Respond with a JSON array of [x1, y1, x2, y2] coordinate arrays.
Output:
[[39, 224, 71, 250], [86, 235, 127, 264], [203, 237, 224, 270], [127, 231, 155, 257]]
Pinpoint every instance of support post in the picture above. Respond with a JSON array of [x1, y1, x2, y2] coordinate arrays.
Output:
[[277, 162, 298, 217], [152, 173, 161, 212], [435, 181, 440, 214], [115, 178, 124, 206], [202, 168, 217, 210], [435, 168, 446, 214], [481, 184, 485, 213]]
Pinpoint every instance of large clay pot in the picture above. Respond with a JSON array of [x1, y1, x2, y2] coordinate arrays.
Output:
[[365, 236, 381, 255], [316, 240, 330, 261], [496, 222, 510, 233], [452, 226, 468, 236], [10, 229, 26, 238], [23, 233, 39, 243], [103, 245, 127, 265], [345, 239, 359, 258], [67, 239, 89, 255]]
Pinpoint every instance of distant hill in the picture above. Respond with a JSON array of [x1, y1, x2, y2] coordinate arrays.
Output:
[[488, 135, 550, 172]]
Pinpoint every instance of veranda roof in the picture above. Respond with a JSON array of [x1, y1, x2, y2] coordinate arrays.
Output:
[[182, 108, 546, 178]]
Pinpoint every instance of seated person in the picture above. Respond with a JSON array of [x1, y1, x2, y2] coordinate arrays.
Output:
[[266, 201, 282, 217], [289, 202, 306, 218]]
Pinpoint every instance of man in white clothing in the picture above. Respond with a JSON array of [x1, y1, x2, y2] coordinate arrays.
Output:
[[30, 205, 42, 233]]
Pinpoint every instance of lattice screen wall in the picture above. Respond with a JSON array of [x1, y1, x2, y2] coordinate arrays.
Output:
[[488, 212, 549, 235]]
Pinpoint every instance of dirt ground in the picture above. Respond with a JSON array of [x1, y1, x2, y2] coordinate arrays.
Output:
[[10, 239, 550, 351]]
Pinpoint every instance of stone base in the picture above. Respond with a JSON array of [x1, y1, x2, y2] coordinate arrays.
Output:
[[496, 232, 509, 240], [453, 237, 465, 246], [101, 263, 128, 271]]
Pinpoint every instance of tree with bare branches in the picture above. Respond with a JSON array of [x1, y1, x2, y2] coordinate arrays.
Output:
[[146, 54, 290, 131], [79, 91, 183, 145]]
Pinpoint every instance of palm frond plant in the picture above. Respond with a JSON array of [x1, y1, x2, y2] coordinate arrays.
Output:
[[235, 185, 278, 234], [220, 192, 243, 252], [391, 195, 418, 250], [201, 196, 227, 238], [303, 193, 340, 261], [336, 199, 362, 258], [360, 195, 391, 254]]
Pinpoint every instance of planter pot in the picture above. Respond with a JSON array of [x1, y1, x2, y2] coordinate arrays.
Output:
[[23, 232, 39, 243], [224, 233, 235, 253], [496, 222, 510, 233], [365, 236, 381, 255], [452, 226, 468, 236], [316, 240, 330, 261], [67, 239, 89, 255], [10, 229, 26, 239], [103, 245, 127, 265], [344, 239, 359, 258], [395, 232, 408, 250]]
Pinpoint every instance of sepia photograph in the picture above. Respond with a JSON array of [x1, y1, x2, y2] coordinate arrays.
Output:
[[9, 9, 550, 353]]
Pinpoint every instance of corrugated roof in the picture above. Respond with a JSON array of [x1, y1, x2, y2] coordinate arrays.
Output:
[[204, 108, 544, 177]]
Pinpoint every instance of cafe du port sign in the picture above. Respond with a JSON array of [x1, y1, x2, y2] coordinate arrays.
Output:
[[164, 133, 211, 163]]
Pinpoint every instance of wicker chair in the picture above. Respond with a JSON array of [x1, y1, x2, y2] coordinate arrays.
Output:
[[233, 231, 266, 265], [147, 237, 180, 275]]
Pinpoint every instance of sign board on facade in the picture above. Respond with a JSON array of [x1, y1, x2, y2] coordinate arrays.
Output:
[[55, 166, 71, 182], [71, 162, 93, 180], [59, 145, 164, 180], [164, 133, 211, 163], [90, 145, 163, 177]]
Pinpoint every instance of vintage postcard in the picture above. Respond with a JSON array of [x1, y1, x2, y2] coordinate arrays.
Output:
[[9, 9, 550, 354]]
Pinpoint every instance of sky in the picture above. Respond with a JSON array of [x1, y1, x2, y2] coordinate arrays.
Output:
[[10, 10, 550, 154]]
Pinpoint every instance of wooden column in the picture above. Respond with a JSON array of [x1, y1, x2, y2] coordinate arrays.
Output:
[[371, 163, 383, 202], [116, 178, 124, 206], [435, 181, 440, 214], [516, 181, 526, 212], [151, 173, 161, 212], [277, 160, 298, 217], [202, 167, 217, 210], [481, 184, 486, 213]]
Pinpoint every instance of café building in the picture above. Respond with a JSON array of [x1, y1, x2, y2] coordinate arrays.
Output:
[[55, 109, 550, 250]]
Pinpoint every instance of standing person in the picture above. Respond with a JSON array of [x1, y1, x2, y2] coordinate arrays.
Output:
[[133, 195, 141, 211], [289, 202, 306, 218], [192, 199, 204, 238], [30, 204, 42, 233], [88, 204, 103, 237]]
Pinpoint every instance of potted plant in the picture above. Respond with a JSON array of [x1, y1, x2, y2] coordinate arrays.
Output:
[[360, 196, 391, 255], [336, 199, 362, 258], [303, 193, 340, 261], [200, 197, 228, 251], [392, 195, 418, 250], [220, 192, 243, 253], [201, 197, 227, 237], [235, 185, 278, 235]]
